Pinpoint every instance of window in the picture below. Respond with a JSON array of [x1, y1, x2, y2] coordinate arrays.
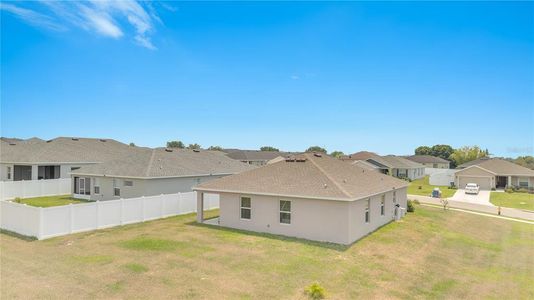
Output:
[[71, 167, 80, 171], [240, 197, 251, 219], [124, 180, 133, 187], [94, 186, 100, 194], [114, 187, 121, 197], [433, 163, 438, 168], [280, 200, 291, 224], [75, 177, 91, 195], [7, 166, 11, 180], [519, 178, 529, 188], [365, 199, 370, 223], [380, 195, 385, 216]]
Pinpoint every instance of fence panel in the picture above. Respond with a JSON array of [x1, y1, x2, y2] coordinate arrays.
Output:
[[0, 178, 72, 200], [1, 191, 219, 240], [0, 201, 40, 238]]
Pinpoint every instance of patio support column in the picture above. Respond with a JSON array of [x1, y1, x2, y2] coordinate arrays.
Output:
[[196, 191, 204, 223], [507, 176, 512, 188]]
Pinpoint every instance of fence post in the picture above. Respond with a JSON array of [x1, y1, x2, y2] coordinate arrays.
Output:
[[38, 207, 43, 240], [120, 198, 124, 225], [69, 204, 73, 234], [141, 196, 145, 222], [96, 200, 100, 229], [160, 194, 165, 217]]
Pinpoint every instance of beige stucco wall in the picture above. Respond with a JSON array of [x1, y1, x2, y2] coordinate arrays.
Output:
[[73, 175, 226, 201], [455, 167, 496, 189], [421, 162, 449, 169], [215, 187, 408, 245]]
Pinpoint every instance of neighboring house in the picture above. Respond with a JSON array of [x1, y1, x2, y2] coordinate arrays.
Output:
[[194, 153, 408, 245], [0, 137, 134, 181], [70, 148, 254, 201], [224, 150, 289, 166], [405, 155, 450, 169], [454, 158, 534, 190], [341, 151, 425, 180], [350, 160, 380, 172]]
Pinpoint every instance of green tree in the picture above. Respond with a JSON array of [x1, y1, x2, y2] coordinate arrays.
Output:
[[129, 142, 136, 147], [430, 144, 454, 161], [330, 151, 344, 158], [415, 146, 432, 155], [512, 156, 534, 170], [187, 143, 201, 150], [208, 145, 223, 151], [166, 140, 185, 148], [260, 146, 279, 152], [449, 146, 488, 166], [305, 146, 327, 153]]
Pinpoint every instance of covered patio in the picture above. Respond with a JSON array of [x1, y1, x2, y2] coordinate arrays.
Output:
[[196, 191, 221, 224]]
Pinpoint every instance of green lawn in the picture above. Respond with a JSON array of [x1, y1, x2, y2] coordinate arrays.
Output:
[[13, 195, 87, 207], [1, 206, 532, 299], [408, 176, 456, 198], [490, 192, 534, 211]]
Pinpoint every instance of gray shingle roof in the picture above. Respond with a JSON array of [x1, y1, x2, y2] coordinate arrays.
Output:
[[72, 148, 255, 178], [405, 155, 449, 164], [458, 158, 534, 176], [195, 153, 408, 201], [1, 137, 133, 163], [225, 150, 290, 161], [342, 151, 424, 169]]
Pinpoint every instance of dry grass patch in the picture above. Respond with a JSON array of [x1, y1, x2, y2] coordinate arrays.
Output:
[[1, 208, 533, 299]]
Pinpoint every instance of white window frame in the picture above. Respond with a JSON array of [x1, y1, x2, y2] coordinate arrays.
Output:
[[380, 195, 385, 216], [7, 166, 11, 180], [79, 177, 86, 195], [240, 196, 251, 220], [518, 177, 529, 188], [114, 187, 121, 197], [124, 180, 133, 187], [365, 198, 370, 223], [94, 185, 100, 194], [279, 200, 292, 225]]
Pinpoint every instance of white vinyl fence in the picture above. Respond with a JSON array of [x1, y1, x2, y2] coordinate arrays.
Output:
[[428, 169, 457, 186], [0, 178, 71, 200], [0, 192, 219, 240]]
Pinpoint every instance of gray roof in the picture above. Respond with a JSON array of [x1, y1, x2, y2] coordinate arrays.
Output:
[[405, 155, 450, 164], [225, 150, 290, 161], [457, 158, 534, 176], [456, 157, 492, 169], [72, 148, 255, 178], [343, 151, 424, 169], [195, 153, 408, 201], [1, 137, 133, 163]]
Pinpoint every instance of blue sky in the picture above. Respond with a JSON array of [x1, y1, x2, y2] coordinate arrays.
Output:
[[1, 1, 533, 157]]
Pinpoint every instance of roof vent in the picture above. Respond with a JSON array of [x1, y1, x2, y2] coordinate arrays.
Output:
[[99, 139, 107, 142], [323, 184, 328, 189], [295, 158, 307, 162], [71, 138, 79, 141], [193, 149, 201, 152], [8, 142, 16, 146], [343, 179, 347, 183], [46, 139, 53, 143], [165, 148, 173, 152], [314, 153, 322, 157]]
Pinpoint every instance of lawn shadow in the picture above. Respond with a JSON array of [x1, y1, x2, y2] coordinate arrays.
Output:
[[0, 229, 38, 241], [186, 221, 351, 252]]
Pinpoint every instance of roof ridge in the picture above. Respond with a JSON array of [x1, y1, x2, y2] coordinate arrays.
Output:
[[306, 153, 352, 198], [145, 149, 157, 177]]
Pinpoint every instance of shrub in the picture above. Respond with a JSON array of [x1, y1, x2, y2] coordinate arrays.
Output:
[[505, 188, 514, 193], [412, 199, 420, 205], [517, 188, 529, 193], [491, 188, 496, 191], [305, 282, 326, 300], [407, 200, 415, 212], [13, 197, 22, 204]]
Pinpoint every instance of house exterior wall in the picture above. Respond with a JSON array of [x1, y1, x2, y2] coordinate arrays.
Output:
[[215, 187, 408, 245], [348, 187, 407, 243], [73, 175, 226, 201], [420, 162, 449, 169], [218, 193, 351, 244], [393, 168, 425, 180], [1, 163, 95, 181], [511, 176, 533, 188], [455, 167, 496, 189]]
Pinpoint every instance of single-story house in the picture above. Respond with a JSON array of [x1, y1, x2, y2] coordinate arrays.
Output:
[[405, 155, 450, 169], [224, 150, 290, 166], [0, 137, 134, 181], [71, 148, 254, 201], [454, 158, 534, 190], [342, 151, 425, 180], [194, 152, 408, 245]]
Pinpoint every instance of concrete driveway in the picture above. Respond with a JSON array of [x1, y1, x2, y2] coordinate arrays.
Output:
[[450, 189, 492, 206]]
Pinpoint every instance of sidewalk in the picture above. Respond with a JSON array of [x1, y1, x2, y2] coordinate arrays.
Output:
[[408, 194, 534, 221]]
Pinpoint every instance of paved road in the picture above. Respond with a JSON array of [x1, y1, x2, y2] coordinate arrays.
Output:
[[450, 189, 492, 206], [408, 194, 534, 221]]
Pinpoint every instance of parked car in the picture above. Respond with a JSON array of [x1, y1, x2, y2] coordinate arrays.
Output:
[[465, 183, 480, 195]]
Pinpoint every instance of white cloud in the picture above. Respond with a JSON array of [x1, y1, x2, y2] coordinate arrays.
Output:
[[0, 2, 65, 31], [2, 1, 162, 49]]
